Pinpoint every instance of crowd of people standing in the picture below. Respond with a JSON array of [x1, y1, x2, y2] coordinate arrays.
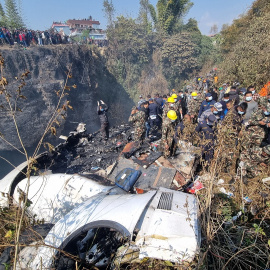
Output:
[[129, 74, 270, 180], [0, 27, 108, 47], [0, 27, 69, 47]]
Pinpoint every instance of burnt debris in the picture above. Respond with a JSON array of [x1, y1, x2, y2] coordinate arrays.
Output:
[[48, 124, 135, 174]]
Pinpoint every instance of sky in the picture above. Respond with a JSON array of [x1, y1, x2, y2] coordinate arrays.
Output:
[[14, 0, 255, 35]]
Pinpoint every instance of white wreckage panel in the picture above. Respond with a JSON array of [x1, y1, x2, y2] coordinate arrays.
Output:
[[28, 188, 199, 269], [13, 174, 113, 223], [136, 188, 200, 263], [0, 159, 31, 207], [30, 190, 157, 269]]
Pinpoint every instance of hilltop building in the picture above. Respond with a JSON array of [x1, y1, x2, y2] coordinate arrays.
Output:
[[51, 17, 106, 40]]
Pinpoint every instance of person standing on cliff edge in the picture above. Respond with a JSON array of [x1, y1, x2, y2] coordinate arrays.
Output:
[[97, 100, 109, 140]]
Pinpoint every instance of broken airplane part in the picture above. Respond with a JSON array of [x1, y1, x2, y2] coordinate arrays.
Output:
[[28, 188, 200, 269], [0, 125, 201, 268]]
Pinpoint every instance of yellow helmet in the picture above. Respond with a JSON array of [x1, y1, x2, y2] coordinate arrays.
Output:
[[167, 110, 178, 120], [167, 97, 175, 103], [171, 93, 178, 99], [191, 92, 198, 97]]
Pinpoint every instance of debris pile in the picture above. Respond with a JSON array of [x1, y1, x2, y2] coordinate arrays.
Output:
[[46, 124, 200, 192]]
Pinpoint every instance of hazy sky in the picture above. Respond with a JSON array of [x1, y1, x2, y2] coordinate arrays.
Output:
[[16, 0, 255, 34]]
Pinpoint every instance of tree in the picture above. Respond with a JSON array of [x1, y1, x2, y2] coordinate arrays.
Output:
[[210, 24, 218, 35], [160, 32, 199, 87], [183, 18, 201, 33], [148, 0, 193, 35], [0, 3, 6, 26], [105, 16, 155, 98], [103, 0, 115, 28], [4, 0, 24, 29], [138, 0, 152, 33]]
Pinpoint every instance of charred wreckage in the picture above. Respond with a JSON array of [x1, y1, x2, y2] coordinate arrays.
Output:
[[0, 124, 201, 269]]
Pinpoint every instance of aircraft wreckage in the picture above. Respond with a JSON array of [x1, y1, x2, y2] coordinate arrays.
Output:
[[0, 124, 201, 269]]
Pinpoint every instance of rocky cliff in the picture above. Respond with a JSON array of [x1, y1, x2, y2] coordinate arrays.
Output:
[[0, 45, 134, 152]]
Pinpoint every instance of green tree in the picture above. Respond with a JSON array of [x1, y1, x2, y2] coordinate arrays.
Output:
[[198, 35, 215, 66], [138, 0, 152, 33], [148, 0, 193, 35], [183, 18, 201, 33], [103, 0, 115, 28], [106, 16, 155, 98], [160, 32, 198, 87], [4, 0, 24, 29], [0, 2, 6, 26]]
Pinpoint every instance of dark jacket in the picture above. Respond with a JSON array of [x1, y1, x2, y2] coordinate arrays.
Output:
[[198, 100, 216, 118], [228, 91, 240, 105], [155, 97, 164, 107], [177, 96, 187, 115], [149, 103, 160, 117], [195, 120, 215, 141], [97, 103, 108, 124], [209, 90, 218, 102]]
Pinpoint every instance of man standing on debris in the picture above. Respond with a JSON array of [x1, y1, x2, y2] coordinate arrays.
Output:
[[187, 92, 200, 123], [171, 93, 183, 119], [177, 90, 187, 116], [162, 96, 177, 122], [195, 114, 217, 166], [140, 101, 151, 138], [97, 100, 109, 140], [161, 110, 178, 158], [148, 98, 161, 135], [218, 102, 247, 175], [129, 106, 146, 143]]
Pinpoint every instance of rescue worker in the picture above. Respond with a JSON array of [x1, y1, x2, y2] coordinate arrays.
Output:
[[137, 95, 145, 109], [161, 110, 178, 158], [128, 106, 146, 143], [97, 100, 109, 140], [195, 114, 217, 166], [198, 102, 223, 123], [175, 114, 197, 145], [187, 92, 201, 122], [140, 101, 150, 138], [154, 93, 164, 108], [218, 102, 247, 174], [162, 96, 177, 122], [148, 98, 161, 135], [198, 93, 216, 119], [171, 93, 182, 119], [177, 90, 187, 116]]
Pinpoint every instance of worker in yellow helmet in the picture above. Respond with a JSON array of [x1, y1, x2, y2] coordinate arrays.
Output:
[[161, 110, 178, 158], [162, 96, 176, 122], [171, 93, 178, 101], [171, 93, 183, 120], [187, 92, 201, 123]]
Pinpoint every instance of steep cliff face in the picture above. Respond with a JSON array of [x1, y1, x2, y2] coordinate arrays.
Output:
[[0, 45, 134, 152]]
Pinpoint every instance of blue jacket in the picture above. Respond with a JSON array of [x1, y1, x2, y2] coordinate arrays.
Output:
[[195, 120, 215, 141], [198, 100, 215, 118]]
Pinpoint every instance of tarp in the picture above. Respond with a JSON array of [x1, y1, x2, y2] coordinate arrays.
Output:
[[259, 81, 270, 96]]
